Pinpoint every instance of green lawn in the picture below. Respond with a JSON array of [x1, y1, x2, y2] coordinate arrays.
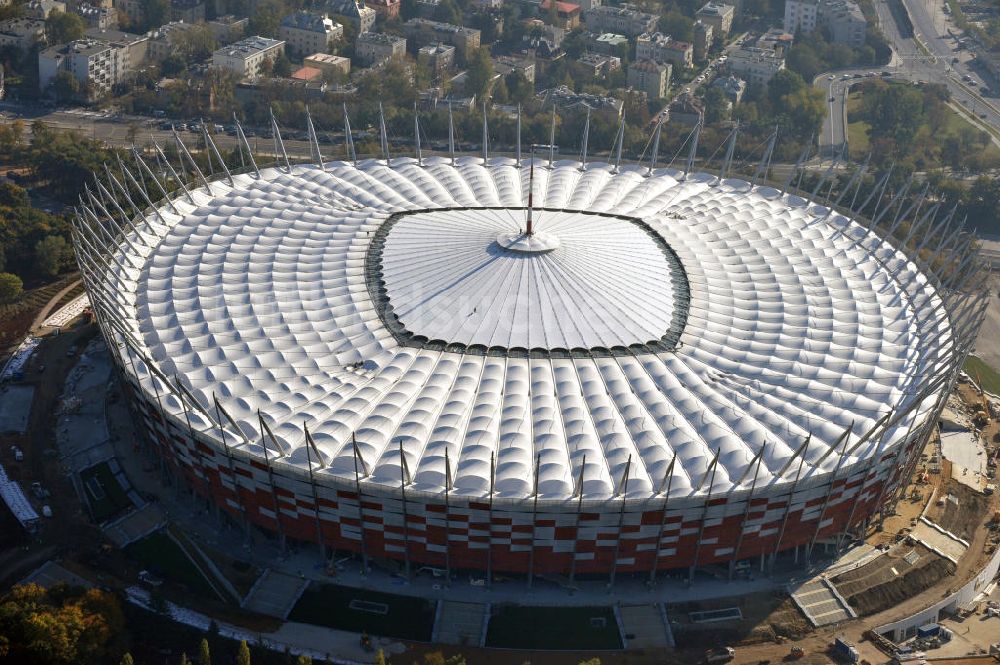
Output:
[[485, 605, 622, 650], [79, 461, 133, 523], [125, 531, 218, 598], [964, 356, 1000, 395], [288, 583, 435, 641], [845, 86, 1000, 165]]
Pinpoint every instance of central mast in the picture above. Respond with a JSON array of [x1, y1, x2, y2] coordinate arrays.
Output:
[[526, 147, 535, 236]]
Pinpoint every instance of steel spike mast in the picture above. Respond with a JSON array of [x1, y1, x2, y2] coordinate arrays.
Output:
[[526, 144, 535, 236]]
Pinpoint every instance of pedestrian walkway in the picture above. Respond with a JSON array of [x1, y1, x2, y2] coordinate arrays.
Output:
[[103, 503, 167, 548], [242, 569, 310, 619], [789, 578, 854, 626], [435, 600, 488, 646], [910, 518, 968, 564], [619, 603, 673, 648]]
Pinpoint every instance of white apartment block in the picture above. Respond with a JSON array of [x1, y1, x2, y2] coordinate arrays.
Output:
[[39, 38, 122, 99], [279, 11, 343, 57], [355, 31, 406, 65], [212, 36, 285, 80], [726, 46, 785, 86], [627, 59, 671, 99], [0, 18, 45, 51], [784, 0, 866, 46], [637, 32, 694, 69], [583, 4, 657, 37]]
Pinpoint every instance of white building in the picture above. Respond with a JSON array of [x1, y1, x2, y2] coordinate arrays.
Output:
[[627, 58, 670, 99], [583, 4, 657, 37], [212, 36, 285, 80], [323, 0, 376, 33], [637, 32, 694, 69], [0, 18, 45, 51], [355, 31, 405, 66], [695, 1, 735, 37], [726, 46, 785, 86], [784, 0, 866, 46], [39, 38, 122, 99], [279, 12, 343, 57]]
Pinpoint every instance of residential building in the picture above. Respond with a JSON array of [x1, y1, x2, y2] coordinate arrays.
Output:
[[0, 18, 45, 51], [170, 0, 204, 22], [695, 1, 735, 37], [583, 4, 656, 37], [114, 0, 142, 24], [208, 15, 248, 44], [147, 21, 195, 61], [355, 31, 405, 65], [726, 46, 785, 86], [588, 31, 628, 55], [404, 18, 480, 57], [474, 0, 503, 8], [536, 84, 623, 118], [668, 91, 704, 125], [575, 51, 618, 77], [755, 27, 793, 54], [522, 19, 565, 46], [576, 0, 600, 9], [367, 0, 400, 18], [540, 0, 581, 29], [784, 0, 866, 46], [693, 19, 713, 62], [84, 27, 147, 71], [279, 12, 343, 57], [418, 87, 476, 109], [39, 39, 121, 99], [637, 32, 693, 69], [26, 0, 64, 19], [304, 52, 351, 77], [323, 0, 376, 33], [627, 58, 670, 99], [414, 0, 440, 17], [418, 42, 455, 74], [74, 4, 118, 29], [493, 54, 535, 83], [713, 73, 746, 103], [212, 35, 284, 79]]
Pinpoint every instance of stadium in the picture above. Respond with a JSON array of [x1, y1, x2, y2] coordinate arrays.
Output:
[[73, 121, 988, 585]]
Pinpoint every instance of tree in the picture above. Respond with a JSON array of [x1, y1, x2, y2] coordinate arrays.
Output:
[[295, 656, 313, 665], [138, 0, 170, 30], [49, 71, 80, 101], [702, 86, 729, 124], [236, 640, 251, 665], [657, 11, 694, 41], [464, 47, 494, 99], [767, 69, 805, 106], [198, 638, 211, 665], [35, 235, 68, 278], [121, 654, 135, 665], [45, 10, 85, 44], [180, 654, 192, 665], [0, 272, 22, 303], [273, 54, 293, 78]]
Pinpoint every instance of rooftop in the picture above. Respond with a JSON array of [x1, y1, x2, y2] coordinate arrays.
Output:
[[214, 35, 284, 57]]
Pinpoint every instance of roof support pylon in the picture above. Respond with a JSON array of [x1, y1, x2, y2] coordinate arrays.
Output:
[[568, 455, 587, 586], [516, 104, 522, 167], [580, 106, 590, 171], [781, 141, 810, 195], [350, 433, 370, 573], [448, 106, 456, 166], [684, 121, 701, 180], [730, 442, 766, 580], [689, 450, 720, 583], [379, 102, 390, 166], [612, 112, 626, 173], [343, 103, 357, 165], [270, 107, 291, 172], [481, 102, 489, 165], [717, 121, 738, 184], [752, 126, 778, 188], [649, 455, 677, 585], [647, 115, 663, 176], [526, 453, 541, 589], [305, 106, 325, 170], [131, 146, 178, 214], [548, 105, 556, 168], [414, 103, 423, 166], [152, 141, 193, 204], [201, 124, 233, 186], [609, 454, 632, 589], [302, 422, 328, 560], [233, 114, 260, 178], [173, 129, 212, 194]]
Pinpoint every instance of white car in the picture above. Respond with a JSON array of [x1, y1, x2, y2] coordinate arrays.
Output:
[[828, 74, 835, 80]]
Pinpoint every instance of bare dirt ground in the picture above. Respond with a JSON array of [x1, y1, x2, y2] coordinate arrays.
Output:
[[832, 543, 956, 616], [668, 593, 812, 648]]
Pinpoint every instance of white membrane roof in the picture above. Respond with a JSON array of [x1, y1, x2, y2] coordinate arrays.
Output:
[[111, 157, 950, 501], [378, 208, 684, 350]]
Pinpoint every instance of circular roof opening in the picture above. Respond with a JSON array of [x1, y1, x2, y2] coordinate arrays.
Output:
[[368, 207, 690, 355]]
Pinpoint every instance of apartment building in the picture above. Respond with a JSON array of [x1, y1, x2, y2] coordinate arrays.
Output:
[[74, 4, 118, 29], [628, 59, 670, 99], [212, 35, 285, 79], [0, 18, 45, 51], [323, 0, 376, 33], [404, 18, 480, 57], [637, 31, 693, 69], [583, 4, 657, 37], [304, 52, 351, 77], [726, 45, 785, 86], [418, 42, 455, 74], [279, 12, 343, 57], [39, 38, 121, 99], [693, 20, 713, 62], [207, 15, 248, 44], [355, 30, 406, 65], [695, 1, 735, 37], [784, 0, 866, 46]]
